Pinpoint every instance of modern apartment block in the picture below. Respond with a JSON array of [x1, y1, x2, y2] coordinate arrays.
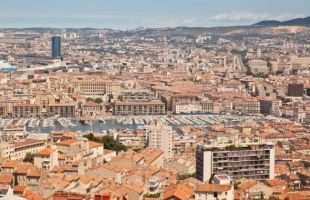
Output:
[[47, 104, 76, 117], [249, 59, 269, 75], [196, 142, 275, 182], [120, 89, 155, 100], [114, 100, 165, 115], [145, 120, 173, 160]]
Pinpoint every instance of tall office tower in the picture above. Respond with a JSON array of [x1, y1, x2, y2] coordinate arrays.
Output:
[[145, 120, 173, 160], [52, 36, 61, 59], [196, 142, 275, 182]]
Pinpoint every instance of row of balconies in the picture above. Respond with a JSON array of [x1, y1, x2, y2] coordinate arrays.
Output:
[[213, 156, 270, 163]]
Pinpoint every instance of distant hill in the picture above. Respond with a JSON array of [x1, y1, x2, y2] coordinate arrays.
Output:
[[254, 16, 310, 26]]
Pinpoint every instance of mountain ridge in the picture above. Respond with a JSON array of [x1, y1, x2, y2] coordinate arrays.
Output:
[[254, 16, 310, 26]]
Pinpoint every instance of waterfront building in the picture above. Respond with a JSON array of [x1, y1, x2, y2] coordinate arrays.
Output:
[[114, 100, 165, 115]]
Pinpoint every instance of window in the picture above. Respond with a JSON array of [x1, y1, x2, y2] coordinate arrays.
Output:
[[214, 192, 218, 198]]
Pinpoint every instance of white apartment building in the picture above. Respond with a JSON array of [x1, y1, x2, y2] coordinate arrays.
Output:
[[144, 120, 173, 160], [249, 59, 269, 75]]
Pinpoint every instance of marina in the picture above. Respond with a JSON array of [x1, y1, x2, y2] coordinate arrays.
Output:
[[0, 114, 278, 134]]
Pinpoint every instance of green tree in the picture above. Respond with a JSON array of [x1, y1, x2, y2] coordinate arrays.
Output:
[[23, 152, 34, 163], [94, 98, 103, 104], [86, 97, 94, 102], [83, 133, 127, 152]]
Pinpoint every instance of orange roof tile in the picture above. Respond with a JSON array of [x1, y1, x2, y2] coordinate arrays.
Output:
[[0, 174, 13, 184], [162, 183, 194, 200], [56, 139, 78, 146], [13, 185, 26, 193], [266, 179, 287, 187], [33, 148, 52, 156], [1, 160, 18, 168], [238, 180, 257, 190], [196, 183, 231, 193], [89, 141, 103, 149], [140, 148, 163, 165]]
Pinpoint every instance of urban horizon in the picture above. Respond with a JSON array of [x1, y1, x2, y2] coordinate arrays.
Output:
[[0, 0, 309, 29], [0, 1, 310, 200]]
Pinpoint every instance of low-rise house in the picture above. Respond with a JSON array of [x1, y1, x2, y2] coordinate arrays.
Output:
[[162, 183, 195, 200], [195, 183, 233, 200], [33, 148, 59, 170], [238, 180, 274, 200]]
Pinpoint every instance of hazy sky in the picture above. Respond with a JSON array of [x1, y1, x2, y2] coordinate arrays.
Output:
[[0, 0, 308, 29]]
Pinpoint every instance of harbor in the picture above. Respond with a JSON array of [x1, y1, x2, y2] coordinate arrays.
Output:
[[0, 114, 284, 134]]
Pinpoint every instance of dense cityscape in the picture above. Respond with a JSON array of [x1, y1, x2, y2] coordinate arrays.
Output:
[[0, 2, 310, 200]]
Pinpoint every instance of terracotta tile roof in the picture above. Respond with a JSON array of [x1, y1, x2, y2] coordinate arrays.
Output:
[[0, 174, 13, 184], [238, 180, 257, 190], [1, 160, 18, 168], [13, 185, 26, 193], [266, 179, 287, 187], [56, 139, 78, 146], [33, 148, 52, 156], [162, 183, 194, 200], [0, 184, 10, 190], [124, 181, 143, 194], [27, 167, 41, 177], [195, 183, 231, 193], [275, 164, 288, 174], [139, 148, 163, 165], [58, 153, 66, 160], [89, 141, 102, 149], [80, 176, 102, 187], [14, 140, 44, 149], [122, 151, 144, 163], [23, 188, 44, 200], [279, 191, 310, 200], [15, 163, 32, 174]]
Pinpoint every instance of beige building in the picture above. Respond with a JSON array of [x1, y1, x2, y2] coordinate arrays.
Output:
[[72, 79, 120, 97], [33, 147, 59, 170], [81, 102, 103, 118], [12, 104, 41, 118], [195, 175, 234, 200], [114, 100, 165, 115], [249, 59, 269, 75], [13, 140, 48, 160], [234, 98, 260, 114], [195, 183, 233, 200], [2, 125, 28, 142], [145, 120, 173, 160], [47, 104, 76, 117]]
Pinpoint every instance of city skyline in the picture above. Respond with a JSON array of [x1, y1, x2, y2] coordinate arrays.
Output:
[[0, 0, 309, 29]]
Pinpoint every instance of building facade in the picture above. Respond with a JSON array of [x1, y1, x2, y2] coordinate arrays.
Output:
[[12, 104, 41, 118], [196, 142, 275, 182], [114, 100, 165, 115], [52, 36, 61, 59], [145, 120, 173, 160]]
